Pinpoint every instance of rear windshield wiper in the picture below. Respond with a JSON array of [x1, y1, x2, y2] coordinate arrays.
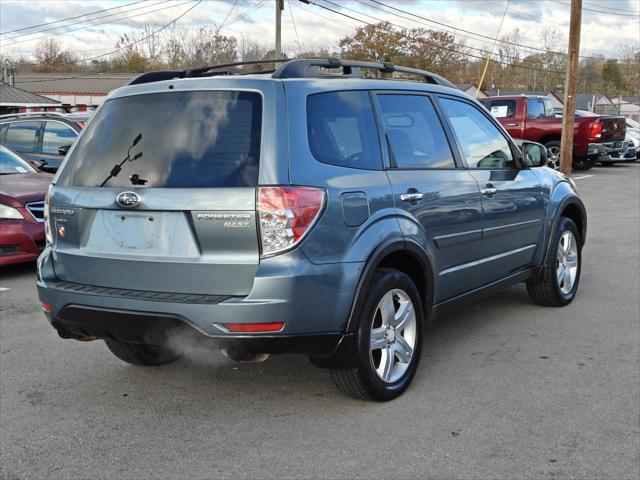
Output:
[[99, 133, 143, 187]]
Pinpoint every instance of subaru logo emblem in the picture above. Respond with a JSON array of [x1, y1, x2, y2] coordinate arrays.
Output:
[[116, 191, 141, 208]]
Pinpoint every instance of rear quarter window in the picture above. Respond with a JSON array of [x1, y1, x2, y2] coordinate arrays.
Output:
[[57, 90, 262, 188], [307, 91, 382, 170]]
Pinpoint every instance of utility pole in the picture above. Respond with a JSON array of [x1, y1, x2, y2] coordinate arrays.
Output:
[[559, 0, 582, 175], [275, 0, 284, 59]]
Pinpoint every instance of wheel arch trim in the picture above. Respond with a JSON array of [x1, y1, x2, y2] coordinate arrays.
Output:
[[543, 194, 587, 266], [344, 239, 435, 333]]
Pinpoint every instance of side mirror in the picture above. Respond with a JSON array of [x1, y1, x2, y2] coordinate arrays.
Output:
[[521, 141, 548, 168], [58, 144, 71, 156], [29, 159, 46, 170]]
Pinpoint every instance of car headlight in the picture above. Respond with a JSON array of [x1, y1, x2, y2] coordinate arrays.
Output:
[[0, 203, 24, 220]]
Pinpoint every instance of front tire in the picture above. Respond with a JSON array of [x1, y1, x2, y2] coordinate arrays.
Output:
[[104, 339, 183, 366], [527, 217, 582, 307], [330, 268, 423, 401]]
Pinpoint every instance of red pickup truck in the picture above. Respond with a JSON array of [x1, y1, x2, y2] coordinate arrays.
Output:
[[480, 95, 626, 170]]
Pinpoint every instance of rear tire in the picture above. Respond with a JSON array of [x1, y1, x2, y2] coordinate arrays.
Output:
[[329, 268, 423, 401], [104, 339, 183, 366], [527, 217, 582, 307], [572, 155, 595, 171]]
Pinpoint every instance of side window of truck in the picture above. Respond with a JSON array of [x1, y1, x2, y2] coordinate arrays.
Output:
[[527, 99, 545, 119]]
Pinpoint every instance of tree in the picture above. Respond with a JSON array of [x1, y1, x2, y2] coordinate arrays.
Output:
[[601, 59, 626, 95], [339, 22, 407, 64], [181, 27, 237, 67], [33, 38, 75, 72]]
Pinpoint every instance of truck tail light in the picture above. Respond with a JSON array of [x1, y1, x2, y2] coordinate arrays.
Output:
[[589, 120, 602, 141], [44, 184, 53, 244], [257, 186, 325, 257]]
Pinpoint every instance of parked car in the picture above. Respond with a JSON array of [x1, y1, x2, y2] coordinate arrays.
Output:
[[625, 118, 640, 159], [0, 113, 85, 173], [37, 59, 587, 401], [0, 144, 53, 266], [481, 95, 626, 170]]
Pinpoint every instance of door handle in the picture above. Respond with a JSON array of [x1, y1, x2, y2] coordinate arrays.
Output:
[[400, 192, 425, 202], [481, 187, 498, 196], [507, 123, 519, 127]]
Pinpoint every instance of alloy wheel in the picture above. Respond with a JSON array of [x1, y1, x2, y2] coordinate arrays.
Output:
[[556, 230, 579, 294], [369, 289, 417, 383]]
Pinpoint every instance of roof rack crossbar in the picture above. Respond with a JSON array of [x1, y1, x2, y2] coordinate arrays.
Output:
[[272, 58, 456, 88]]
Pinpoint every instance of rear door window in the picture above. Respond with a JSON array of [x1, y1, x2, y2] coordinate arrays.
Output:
[[377, 94, 455, 169], [58, 91, 262, 188], [481, 99, 517, 119], [42, 121, 77, 154], [307, 91, 382, 170], [4, 121, 41, 153]]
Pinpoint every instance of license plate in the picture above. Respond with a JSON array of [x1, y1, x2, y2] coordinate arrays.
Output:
[[109, 213, 157, 249]]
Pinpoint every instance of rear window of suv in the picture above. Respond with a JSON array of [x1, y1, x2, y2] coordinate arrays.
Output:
[[307, 91, 382, 170], [57, 90, 262, 188]]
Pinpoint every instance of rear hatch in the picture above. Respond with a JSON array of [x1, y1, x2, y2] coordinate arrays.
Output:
[[50, 89, 262, 296], [598, 115, 626, 143]]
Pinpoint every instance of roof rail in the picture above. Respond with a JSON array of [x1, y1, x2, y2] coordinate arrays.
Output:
[[272, 58, 457, 88], [128, 59, 290, 86], [0, 112, 67, 119], [127, 58, 456, 88]]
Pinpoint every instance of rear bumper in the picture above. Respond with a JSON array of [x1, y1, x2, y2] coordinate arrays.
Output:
[[588, 141, 625, 157], [50, 304, 351, 354], [0, 219, 45, 266], [597, 142, 638, 163], [37, 247, 363, 354]]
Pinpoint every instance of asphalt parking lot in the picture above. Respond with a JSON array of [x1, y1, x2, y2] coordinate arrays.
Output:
[[1, 163, 639, 480]]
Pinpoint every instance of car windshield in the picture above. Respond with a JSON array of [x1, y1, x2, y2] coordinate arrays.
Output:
[[0, 145, 36, 174]]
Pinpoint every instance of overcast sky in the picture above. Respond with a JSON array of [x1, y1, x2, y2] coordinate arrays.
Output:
[[1, 0, 639, 62]]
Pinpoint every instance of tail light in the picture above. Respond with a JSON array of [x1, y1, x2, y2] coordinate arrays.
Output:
[[589, 120, 602, 141], [223, 322, 284, 333], [44, 184, 53, 244], [257, 186, 325, 257]]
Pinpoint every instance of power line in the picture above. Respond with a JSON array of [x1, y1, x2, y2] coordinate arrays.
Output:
[[308, 0, 565, 73], [3, 1, 170, 41], [19, 0, 202, 67], [364, 0, 635, 63], [219, 0, 240, 29], [14, 0, 270, 82], [476, 0, 511, 96], [490, 0, 639, 42], [288, 0, 303, 52], [0, 0, 147, 35], [583, 0, 640, 14], [4, 0, 195, 47], [350, 0, 566, 67], [222, 0, 270, 28], [555, 0, 640, 16]]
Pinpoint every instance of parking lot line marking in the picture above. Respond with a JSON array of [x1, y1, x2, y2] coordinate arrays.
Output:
[[0, 287, 10, 292], [573, 175, 594, 180]]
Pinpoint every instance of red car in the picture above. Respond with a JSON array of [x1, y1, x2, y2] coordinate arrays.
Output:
[[0, 145, 53, 266]]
